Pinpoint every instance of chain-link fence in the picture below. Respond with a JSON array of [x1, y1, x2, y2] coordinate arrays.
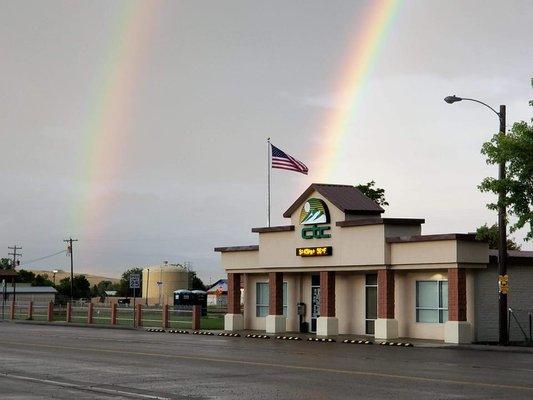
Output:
[[508, 308, 533, 345]]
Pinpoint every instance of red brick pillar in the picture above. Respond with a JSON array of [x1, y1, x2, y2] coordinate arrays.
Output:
[[192, 305, 201, 330], [87, 303, 94, 324], [448, 268, 467, 321], [28, 301, 33, 320], [136, 303, 143, 327], [66, 302, 72, 322], [9, 300, 15, 320], [227, 273, 241, 314], [47, 301, 54, 322], [268, 272, 283, 316], [378, 269, 395, 319], [320, 271, 335, 317], [162, 304, 169, 328], [110, 303, 117, 325]]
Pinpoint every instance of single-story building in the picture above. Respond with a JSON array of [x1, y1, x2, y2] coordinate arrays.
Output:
[[215, 183, 533, 344], [206, 279, 228, 306], [2, 283, 57, 303]]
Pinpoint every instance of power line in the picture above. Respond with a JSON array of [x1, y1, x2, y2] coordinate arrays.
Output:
[[19, 249, 67, 266]]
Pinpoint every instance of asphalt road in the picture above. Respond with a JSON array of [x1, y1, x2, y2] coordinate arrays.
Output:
[[0, 323, 532, 399]]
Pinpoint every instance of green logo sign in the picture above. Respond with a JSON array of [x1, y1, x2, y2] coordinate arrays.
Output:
[[299, 198, 330, 225], [300, 198, 331, 239]]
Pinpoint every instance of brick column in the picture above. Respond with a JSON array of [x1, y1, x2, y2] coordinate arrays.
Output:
[[448, 268, 467, 321], [378, 269, 395, 319], [268, 272, 283, 316], [66, 302, 72, 323], [224, 273, 244, 331], [110, 303, 117, 325], [320, 271, 335, 317], [227, 273, 241, 314], [87, 303, 94, 324], [28, 301, 33, 320], [9, 300, 15, 320], [162, 304, 169, 328], [136, 303, 143, 327], [192, 305, 201, 330], [47, 301, 54, 322]]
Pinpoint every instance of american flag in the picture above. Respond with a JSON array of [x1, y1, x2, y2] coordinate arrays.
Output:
[[271, 144, 308, 175]]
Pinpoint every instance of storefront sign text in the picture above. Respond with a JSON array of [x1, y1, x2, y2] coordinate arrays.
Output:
[[296, 246, 333, 257]]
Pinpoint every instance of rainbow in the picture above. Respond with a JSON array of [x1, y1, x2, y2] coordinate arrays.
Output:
[[314, 0, 402, 182], [69, 1, 160, 235]]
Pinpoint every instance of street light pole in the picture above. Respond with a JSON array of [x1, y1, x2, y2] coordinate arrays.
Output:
[[444, 95, 508, 345]]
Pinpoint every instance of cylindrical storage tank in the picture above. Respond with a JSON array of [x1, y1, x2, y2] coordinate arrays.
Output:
[[142, 264, 190, 306]]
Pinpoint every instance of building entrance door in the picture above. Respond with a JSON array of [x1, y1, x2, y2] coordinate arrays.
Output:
[[310, 274, 320, 333]]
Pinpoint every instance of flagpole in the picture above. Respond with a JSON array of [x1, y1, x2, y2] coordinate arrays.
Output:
[[267, 137, 271, 227]]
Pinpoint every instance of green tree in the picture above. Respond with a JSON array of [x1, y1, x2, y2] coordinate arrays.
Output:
[[355, 180, 389, 206], [118, 268, 143, 297], [190, 271, 206, 291], [56, 275, 91, 299], [479, 120, 533, 242], [15, 269, 36, 283], [475, 224, 521, 250]]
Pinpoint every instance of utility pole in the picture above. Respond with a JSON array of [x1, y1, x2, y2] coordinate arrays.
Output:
[[63, 238, 78, 301], [497, 105, 508, 346], [8, 245, 22, 303]]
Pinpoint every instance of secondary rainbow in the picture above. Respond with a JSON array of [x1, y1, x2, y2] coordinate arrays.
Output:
[[69, 1, 160, 235], [314, 0, 402, 182]]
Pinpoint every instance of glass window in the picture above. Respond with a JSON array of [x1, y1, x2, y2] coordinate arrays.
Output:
[[256, 282, 288, 317], [365, 274, 378, 334], [416, 281, 448, 323]]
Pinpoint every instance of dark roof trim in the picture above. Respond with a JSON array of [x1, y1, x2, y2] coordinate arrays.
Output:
[[252, 225, 295, 233], [337, 218, 425, 228], [386, 233, 482, 243], [489, 250, 533, 266], [283, 183, 384, 218], [214, 245, 259, 253]]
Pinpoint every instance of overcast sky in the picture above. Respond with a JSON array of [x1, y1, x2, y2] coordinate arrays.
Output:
[[1, 1, 531, 281]]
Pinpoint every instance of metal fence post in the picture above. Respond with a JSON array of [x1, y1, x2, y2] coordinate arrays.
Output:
[[28, 301, 33, 320], [192, 305, 201, 330]]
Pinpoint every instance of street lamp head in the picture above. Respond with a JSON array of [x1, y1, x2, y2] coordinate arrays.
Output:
[[444, 95, 462, 104]]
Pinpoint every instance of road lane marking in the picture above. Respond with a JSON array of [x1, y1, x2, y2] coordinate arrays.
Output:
[[0, 372, 172, 399], [2, 340, 533, 393]]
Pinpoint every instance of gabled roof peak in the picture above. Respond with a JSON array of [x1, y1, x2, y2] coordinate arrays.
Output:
[[283, 183, 384, 218]]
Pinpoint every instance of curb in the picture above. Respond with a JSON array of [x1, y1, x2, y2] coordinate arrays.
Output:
[[276, 335, 302, 341], [245, 334, 270, 339], [307, 337, 335, 343], [342, 339, 373, 345], [168, 330, 189, 334], [192, 331, 214, 335], [146, 328, 166, 333], [218, 332, 241, 337], [378, 341, 413, 347]]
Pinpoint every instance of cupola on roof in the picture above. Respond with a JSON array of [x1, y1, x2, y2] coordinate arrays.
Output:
[[283, 183, 384, 218]]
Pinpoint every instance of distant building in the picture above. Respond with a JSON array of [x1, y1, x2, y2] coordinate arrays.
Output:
[[207, 279, 227, 306], [3, 283, 57, 303]]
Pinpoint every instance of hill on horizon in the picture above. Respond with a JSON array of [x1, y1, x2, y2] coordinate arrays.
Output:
[[27, 269, 120, 286]]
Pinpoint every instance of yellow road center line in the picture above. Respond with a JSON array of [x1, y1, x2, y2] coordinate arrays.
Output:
[[1, 340, 532, 392]]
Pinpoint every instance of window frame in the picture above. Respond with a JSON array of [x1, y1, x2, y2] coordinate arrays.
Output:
[[255, 282, 288, 317], [415, 280, 448, 324]]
